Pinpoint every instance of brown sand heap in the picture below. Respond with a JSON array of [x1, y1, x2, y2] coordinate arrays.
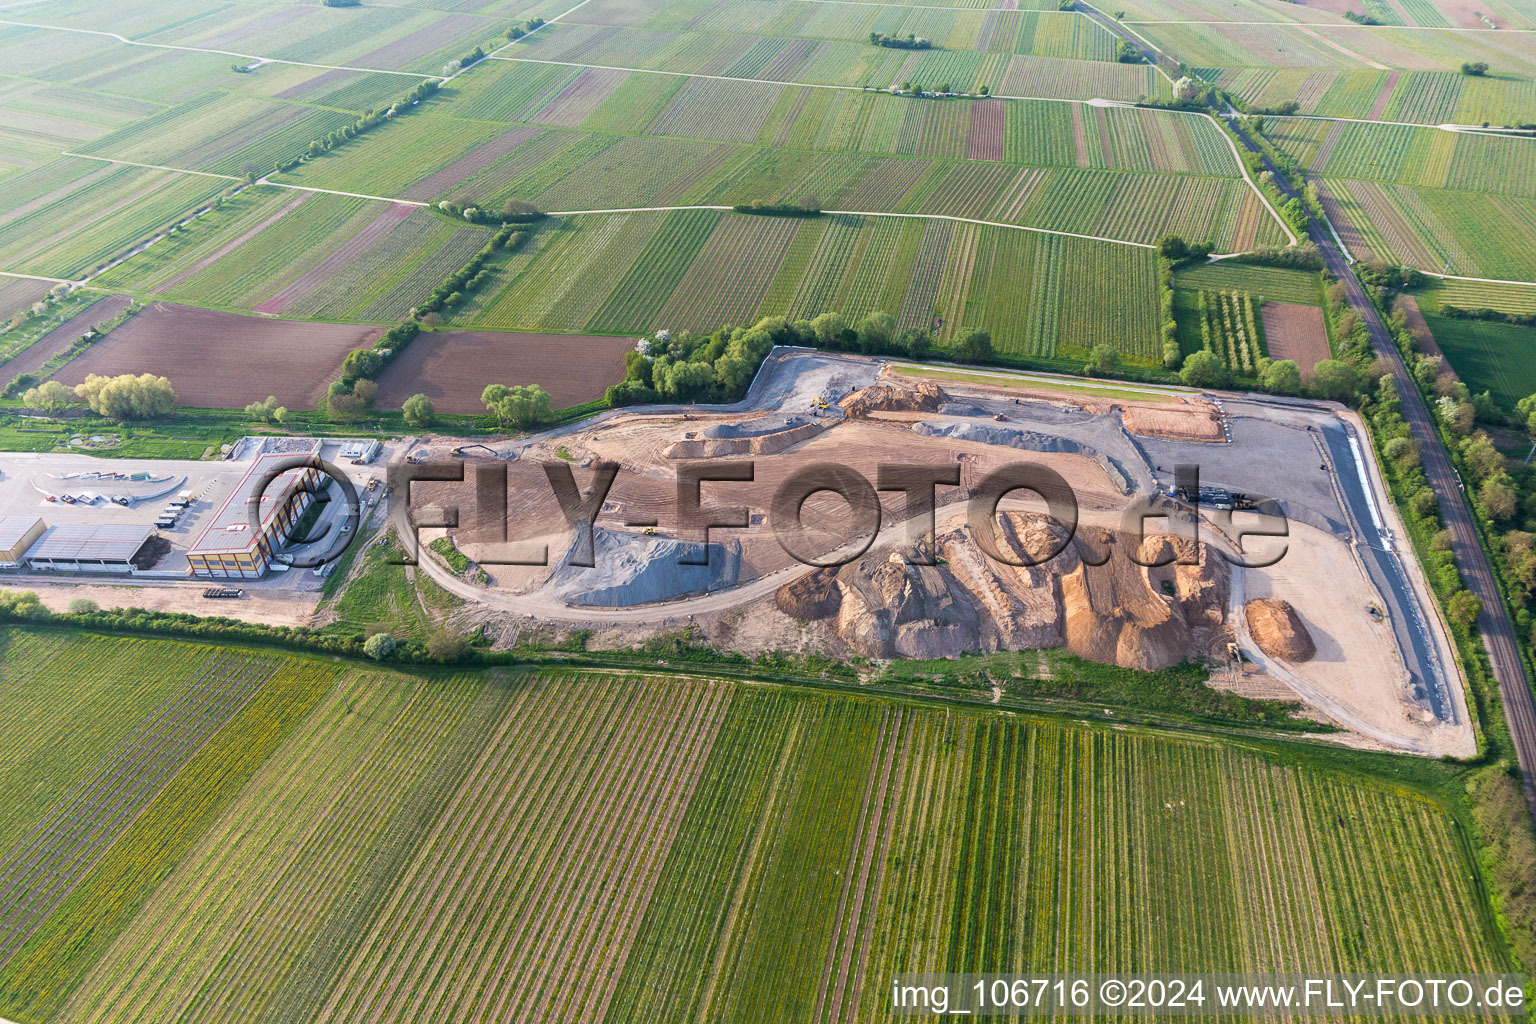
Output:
[[1245, 598, 1316, 662], [775, 566, 841, 619], [835, 551, 979, 660], [1118, 400, 1225, 442], [839, 378, 945, 419], [935, 513, 1073, 650], [772, 512, 1227, 669], [1060, 530, 1230, 671]]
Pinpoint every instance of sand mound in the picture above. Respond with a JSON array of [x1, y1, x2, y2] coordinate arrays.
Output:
[[835, 552, 978, 659], [775, 567, 842, 619], [1059, 529, 1228, 671], [840, 379, 945, 419], [1246, 598, 1316, 662], [1119, 401, 1224, 442]]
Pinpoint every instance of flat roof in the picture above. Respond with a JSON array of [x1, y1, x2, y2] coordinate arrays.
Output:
[[28, 523, 152, 563], [0, 515, 44, 550], [189, 453, 319, 557]]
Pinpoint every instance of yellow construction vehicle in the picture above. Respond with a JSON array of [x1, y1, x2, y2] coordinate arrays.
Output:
[[642, 527, 658, 536]]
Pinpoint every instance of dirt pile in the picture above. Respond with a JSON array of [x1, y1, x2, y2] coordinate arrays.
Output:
[[663, 418, 825, 458], [1058, 529, 1229, 671], [835, 552, 979, 659], [771, 513, 1226, 669], [1246, 598, 1316, 662], [935, 514, 1072, 650], [839, 379, 945, 419], [775, 567, 841, 619], [1118, 401, 1224, 442]]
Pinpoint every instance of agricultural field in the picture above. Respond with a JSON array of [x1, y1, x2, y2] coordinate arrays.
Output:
[[1418, 313, 1536, 409], [373, 329, 634, 412], [1182, 288, 1268, 373], [0, 630, 1510, 1024], [1318, 177, 1536, 279], [51, 302, 383, 409], [469, 210, 1163, 364]]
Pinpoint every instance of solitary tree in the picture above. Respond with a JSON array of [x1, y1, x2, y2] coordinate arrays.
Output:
[[364, 632, 398, 660], [402, 393, 436, 428]]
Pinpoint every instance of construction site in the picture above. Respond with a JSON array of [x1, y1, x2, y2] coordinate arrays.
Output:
[[380, 350, 1470, 758], [1, 351, 1470, 757]]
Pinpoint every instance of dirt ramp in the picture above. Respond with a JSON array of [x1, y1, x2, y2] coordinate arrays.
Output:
[[664, 419, 825, 458], [1119, 400, 1224, 442], [1246, 598, 1316, 662]]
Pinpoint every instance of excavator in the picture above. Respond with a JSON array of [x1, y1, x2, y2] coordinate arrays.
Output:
[[450, 443, 500, 458]]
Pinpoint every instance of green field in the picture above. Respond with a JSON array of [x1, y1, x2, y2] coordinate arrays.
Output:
[[1421, 313, 1536, 409], [0, 629, 1510, 1024], [1175, 261, 1325, 305], [468, 211, 1163, 364]]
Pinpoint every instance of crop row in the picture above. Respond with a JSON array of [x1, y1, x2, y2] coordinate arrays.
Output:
[[1197, 290, 1263, 373], [0, 632, 1507, 1022], [0, 651, 337, 1022], [0, 652, 275, 963], [62, 672, 507, 1024], [585, 208, 721, 332]]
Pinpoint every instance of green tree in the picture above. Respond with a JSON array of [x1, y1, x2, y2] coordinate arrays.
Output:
[[1179, 349, 1228, 388], [21, 380, 75, 415], [811, 311, 847, 348], [482, 383, 552, 427], [1447, 589, 1483, 633], [1460, 61, 1489, 76], [1157, 235, 1189, 261], [1083, 343, 1121, 376], [1258, 358, 1302, 395], [67, 598, 98, 614], [244, 395, 279, 422], [955, 329, 993, 364], [1308, 359, 1361, 402], [402, 393, 436, 428], [1480, 478, 1517, 520], [364, 632, 397, 660], [854, 311, 895, 353], [74, 373, 176, 420]]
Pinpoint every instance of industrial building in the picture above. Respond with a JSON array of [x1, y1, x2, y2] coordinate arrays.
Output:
[[187, 453, 324, 579], [24, 523, 156, 574], [0, 516, 46, 568]]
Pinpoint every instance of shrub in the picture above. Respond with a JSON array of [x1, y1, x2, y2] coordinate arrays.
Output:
[[363, 632, 397, 660], [67, 598, 99, 614]]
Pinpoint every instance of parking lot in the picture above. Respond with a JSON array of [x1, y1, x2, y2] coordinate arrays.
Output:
[[0, 440, 395, 580]]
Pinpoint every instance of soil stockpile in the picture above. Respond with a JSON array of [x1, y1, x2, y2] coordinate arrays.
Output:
[[1246, 598, 1317, 662], [775, 567, 841, 619], [840, 379, 945, 418]]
